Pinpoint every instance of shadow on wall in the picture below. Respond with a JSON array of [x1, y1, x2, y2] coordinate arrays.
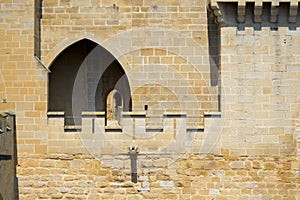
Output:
[[207, 10, 221, 111], [207, 10, 219, 87], [0, 113, 19, 200]]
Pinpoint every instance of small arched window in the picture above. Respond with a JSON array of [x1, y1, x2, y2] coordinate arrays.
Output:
[[106, 89, 123, 126]]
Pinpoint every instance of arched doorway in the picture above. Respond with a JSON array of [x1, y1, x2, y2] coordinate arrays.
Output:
[[106, 89, 123, 126], [48, 39, 132, 125]]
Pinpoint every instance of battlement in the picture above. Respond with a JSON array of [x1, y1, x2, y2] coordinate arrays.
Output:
[[47, 111, 222, 155]]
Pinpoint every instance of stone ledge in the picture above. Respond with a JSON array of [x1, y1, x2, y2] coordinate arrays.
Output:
[[204, 112, 221, 118], [122, 112, 146, 118], [82, 111, 105, 118], [163, 112, 187, 118], [64, 125, 82, 132], [47, 111, 65, 117]]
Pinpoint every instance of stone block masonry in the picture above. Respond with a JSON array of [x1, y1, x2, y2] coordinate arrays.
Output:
[[0, 0, 300, 199], [17, 153, 300, 199], [215, 1, 300, 157]]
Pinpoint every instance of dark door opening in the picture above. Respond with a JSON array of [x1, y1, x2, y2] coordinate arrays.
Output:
[[106, 89, 123, 126]]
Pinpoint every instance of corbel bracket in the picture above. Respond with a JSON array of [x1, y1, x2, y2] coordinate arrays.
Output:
[[208, 3, 225, 24], [289, 4, 298, 23], [254, 2, 263, 23], [270, 4, 279, 23], [237, 2, 246, 23]]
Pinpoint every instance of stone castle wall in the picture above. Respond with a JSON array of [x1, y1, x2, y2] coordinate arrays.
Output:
[[221, 26, 300, 156], [0, 0, 299, 199], [17, 153, 300, 199], [41, 0, 219, 118]]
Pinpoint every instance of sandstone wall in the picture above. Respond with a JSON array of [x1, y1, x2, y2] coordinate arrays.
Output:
[[17, 153, 300, 199], [217, 2, 300, 157], [0, 0, 299, 199], [0, 0, 220, 154], [0, 0, 48, 155], [41, 0, 218, 119]]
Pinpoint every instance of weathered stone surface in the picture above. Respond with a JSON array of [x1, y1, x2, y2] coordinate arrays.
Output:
[[1, 0, 300, 199], [15, 154, 300, 199], [160, 181, 174, 188], [231, 161, 245, 169]]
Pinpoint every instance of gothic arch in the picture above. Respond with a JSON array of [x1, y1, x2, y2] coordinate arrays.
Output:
[[48, 39, 132, 125], [44, 33, 103, 69]]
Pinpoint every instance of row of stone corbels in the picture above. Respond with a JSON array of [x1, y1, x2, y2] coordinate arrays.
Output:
[[209, 0, 299, 24]]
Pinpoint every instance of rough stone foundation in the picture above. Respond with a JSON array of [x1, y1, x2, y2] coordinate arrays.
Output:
[[17, 154, 300, 199]]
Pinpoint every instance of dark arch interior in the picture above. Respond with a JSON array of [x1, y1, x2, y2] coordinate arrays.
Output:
[[48, 39, 132, 125], [113, 92, 122, 107], [96, 61, 131, 112]]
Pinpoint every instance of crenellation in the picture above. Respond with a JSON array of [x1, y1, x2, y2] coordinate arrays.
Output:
[[0, 0, 299, 198]]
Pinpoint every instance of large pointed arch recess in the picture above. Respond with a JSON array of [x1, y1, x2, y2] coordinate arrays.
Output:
[[48, 39, 132, 125]]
